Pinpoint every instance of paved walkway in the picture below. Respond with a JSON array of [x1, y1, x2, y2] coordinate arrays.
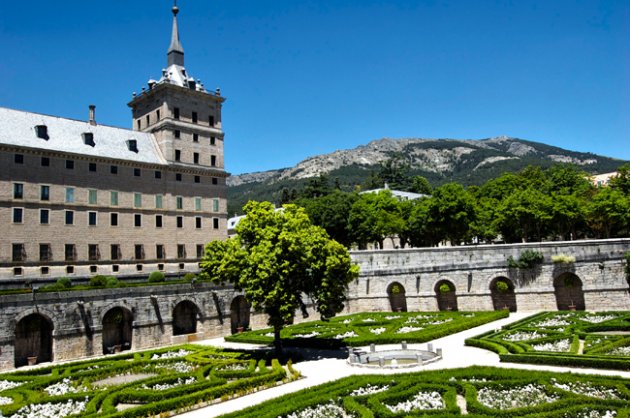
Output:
[[177, 311, 630, 417]]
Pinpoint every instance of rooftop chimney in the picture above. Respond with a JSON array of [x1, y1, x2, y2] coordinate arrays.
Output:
[[88, 105, 96, 126]]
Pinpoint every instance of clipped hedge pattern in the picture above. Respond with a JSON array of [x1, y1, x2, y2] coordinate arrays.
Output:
[[466, 311, 630, 370], [220, 366, 630, 418], [0, 345, 291, 417], [227, 310, 509, 348]]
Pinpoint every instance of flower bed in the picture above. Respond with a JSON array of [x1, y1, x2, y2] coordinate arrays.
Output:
[[218, 366, 630, 418], [465, 311, 630, 370], [226, 310, 508, 347], [0, 344, 292, 418]]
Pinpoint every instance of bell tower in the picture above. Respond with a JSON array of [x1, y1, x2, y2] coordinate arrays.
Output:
[[128, 2, 226, 171]]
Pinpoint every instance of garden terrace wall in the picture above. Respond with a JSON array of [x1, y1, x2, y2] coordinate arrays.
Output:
[[347, 238, 630, 313]]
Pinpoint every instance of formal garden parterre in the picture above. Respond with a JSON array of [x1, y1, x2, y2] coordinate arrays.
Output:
[[225, 310, 509, 348], [0, 344, 296, 418], [466, 311, 630, 370], [219, 366, 630, 418]]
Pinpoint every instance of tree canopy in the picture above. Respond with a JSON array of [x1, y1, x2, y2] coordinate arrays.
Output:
[[199, 201, 359, 351]]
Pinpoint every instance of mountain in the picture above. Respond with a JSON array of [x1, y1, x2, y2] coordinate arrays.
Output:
[[228, 136, 626, 215]]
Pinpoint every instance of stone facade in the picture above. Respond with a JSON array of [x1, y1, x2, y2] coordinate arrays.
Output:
[[0, 239, 628, 371]]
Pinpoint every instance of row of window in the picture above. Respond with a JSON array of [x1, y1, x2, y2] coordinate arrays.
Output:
[[12, 154, 221, 183], [173, 149, 217, 166], [138, 107, 217, 130], [10, 243, 205, 262], [11, 184, 221, 211], [11, 208, 220, 229]]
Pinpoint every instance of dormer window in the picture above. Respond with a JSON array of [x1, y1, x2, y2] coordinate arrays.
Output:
[[127, 139, 139, 153], [82, 132, 95, 147], [35, 125, 49, 140]]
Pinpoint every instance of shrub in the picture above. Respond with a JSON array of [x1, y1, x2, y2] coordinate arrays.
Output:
[[148, 271, 166, 283], [56, 277, 72, 289], [89, 275, 109, 287], [552, 254, 576, 264], [439, 283, 452, 293], [183, 273, 196, 282], [507, 250, 544, 269], [106, 276, 122, 288], [494, 280, 509, 293]]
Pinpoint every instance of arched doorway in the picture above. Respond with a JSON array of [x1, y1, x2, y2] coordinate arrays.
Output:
[[173, 301, 198, 336], [490, 277, 517, 312], [554, 273, 585, 311], [435, 280, 458, 311], [102, 307, 133, 354], [15, 314, 53, 367], [387, 282, 407, 312], [230, 296, 251, 334]]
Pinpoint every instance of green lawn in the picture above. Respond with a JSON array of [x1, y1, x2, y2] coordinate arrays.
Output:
[[220, 366, 630, 417], [0, 345, 294, 418], [227, 310, 509, 347], [466, 311, 630, 370]]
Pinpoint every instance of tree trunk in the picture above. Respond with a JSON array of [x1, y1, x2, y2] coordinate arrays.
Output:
[[273, 325, 283, 354]]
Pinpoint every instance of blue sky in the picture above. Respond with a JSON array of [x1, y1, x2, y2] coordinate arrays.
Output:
[[1, 1, 628, 175]]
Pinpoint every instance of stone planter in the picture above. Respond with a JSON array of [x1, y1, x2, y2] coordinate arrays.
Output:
[[27, 356, 37, 366]]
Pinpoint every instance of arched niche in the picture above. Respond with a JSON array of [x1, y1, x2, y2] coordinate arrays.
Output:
[[173, 300, 199, 336], [490, 277, 517, 312], [230, 296, 251, 334], [387, 282, 407, 312], [554, 273, 585, 311], [435, 280, 458, 311], [15, 313, 53, 367], [102, 307, 133, 354]]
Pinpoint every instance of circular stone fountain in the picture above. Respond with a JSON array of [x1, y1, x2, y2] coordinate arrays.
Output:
[[347, 342, 442, 369]]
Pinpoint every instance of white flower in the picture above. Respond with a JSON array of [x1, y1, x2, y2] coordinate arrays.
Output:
[[533, 318, 571, 328], [370, 327, 386, 335], [502, 331, 541, 342], [531, 339, 571, 352], [141, 377, 196, 391], [396, 326, 424, 334], [333, 331, 357, 339], [608, 346, 630, 356], [285, 401, 354, 418], [385, 315, 400, 320], [11, 397, 88, 418], [0, 395, 12, 405], [477, 384, 559, 409], [293, 331, 320, 338], [579, 314, 617, 324], [349, 384, 389, 396], [0, 380, 24, 391], [551, 379, 621, 400], [44, 378, 86, 396], [153, 361, 195, 373], [150, 349, 192, 360], [362, 318, 376, 323], [386, 391, 444, 412]]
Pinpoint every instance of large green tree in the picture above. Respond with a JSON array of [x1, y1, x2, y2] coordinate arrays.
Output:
[[199, 201, 359, 352], [348, 190, 404, 249], [295, 190, 357, 248]]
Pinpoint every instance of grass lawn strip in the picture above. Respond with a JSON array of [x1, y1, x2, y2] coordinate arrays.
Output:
[[0, 344, 293, 418]]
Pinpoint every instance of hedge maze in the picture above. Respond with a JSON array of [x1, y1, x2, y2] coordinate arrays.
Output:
[[466, 311, 630, 370], [226, 310, 509, 348], [221, 366, 630, 418], [0, 344, 293, 418]]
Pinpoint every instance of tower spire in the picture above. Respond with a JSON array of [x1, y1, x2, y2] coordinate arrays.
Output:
[[167, 0, 185, 67]]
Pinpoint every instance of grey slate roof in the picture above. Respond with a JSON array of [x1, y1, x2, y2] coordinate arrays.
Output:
[[0, 107, 167, 165]]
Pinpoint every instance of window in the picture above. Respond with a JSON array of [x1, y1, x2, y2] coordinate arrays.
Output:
[[134, 168, 141, 177], [176, 216, 183, 228], [88, 189, 97, 204], [192, 111, 198, 123], [12, 244, 25, 262], [40, 209, 50, 224], [88, 211, 97, 226], [174, 130, 180, 139], [155, 215, 163, 228], [41, 185, 50, 201], [193, 153, 200, 164], [195, 217, 202, 229], [213, 198, 220, 212], [41, 267, 50, 275], [155, 194, 163, 209], [212, 177, 218, 185], [127, 139, 139, 153], [40, 244, 52, 262], [134, 214, 142, 227], [110, 213, 118, 226], [110, 191, 119, 206], [211, 155, 217, 166], [112, 265, 119, 273], [13, 183, 23, 199], [110, 165, 118, 174], [137, 119, 141, 130], [194, 175, 200, 183], [89, 162, 97, 172], [176, 173, 182, 181], [196, 244, 204, 258], [156, 109, 161, 120], [193, 133, 199, 142], [154, 170, 162, 179], [213, 218, 219, 229], [111, 244, 121, 260], [66, 159, 74, 169], [195, 197, 202, 211], [41, 157, 50, 166], [174, 107, 180, 119], [135, 244, 144, 260], [66, 266, 75, 274], [210, 136, 216, 146], [134, 193, 142, 208], [14, 154, 24, 164], [145, 114, 150, 126], [65, 187, 75, 203], [156, 244, 165, 260], [176, 196, 183, 210], [65, 244, 76, 261], [83, 132, 95, 147], [65, 210, 74, 225], [175, 150, 181, 161], [12, 208, 23, 223], [209, 115, 215, 126], [177, 244, 186, 259], [35, 125, 49, 139], [88, 244, 99, 261]]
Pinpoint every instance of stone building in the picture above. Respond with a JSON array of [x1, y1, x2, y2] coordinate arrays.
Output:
[[0, 4, 227, 282]]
